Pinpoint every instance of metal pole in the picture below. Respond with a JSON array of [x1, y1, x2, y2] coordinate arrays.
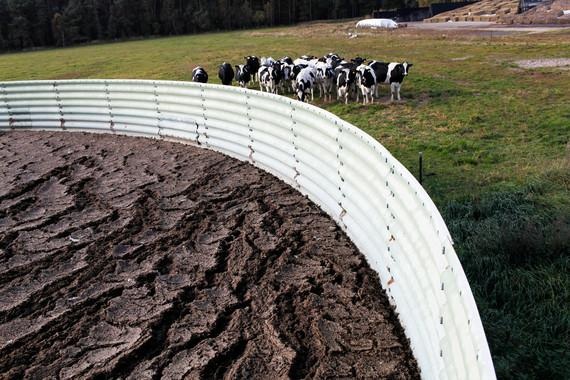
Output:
[[419, 152, 423, 185]]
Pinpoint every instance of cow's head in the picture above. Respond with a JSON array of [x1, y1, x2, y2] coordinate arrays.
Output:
[[272, 63, 283, 81], [244, 56, 259, 67], [348, 68, 358, 83], [296, 81, 307, 102], [403, 62, 413, 76], [351, 57, 366, 66], [292, 65, 302, 79], [281, 64, 292, 80]]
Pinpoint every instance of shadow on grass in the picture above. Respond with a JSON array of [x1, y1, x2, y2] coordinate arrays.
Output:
[[443, 185, 569, 380]]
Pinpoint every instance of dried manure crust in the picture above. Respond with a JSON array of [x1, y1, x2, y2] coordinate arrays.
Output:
[[0, 131, 419, 379]]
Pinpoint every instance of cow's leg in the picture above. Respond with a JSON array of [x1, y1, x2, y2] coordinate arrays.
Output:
[[397, 83, 401, 101], [390, 83, 396, 102]]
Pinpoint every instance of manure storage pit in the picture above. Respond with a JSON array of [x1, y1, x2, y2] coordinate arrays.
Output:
[[0, 131, 420, 379]]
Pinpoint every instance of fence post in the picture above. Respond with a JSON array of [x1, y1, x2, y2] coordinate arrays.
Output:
[[419, 151, 424, 185]]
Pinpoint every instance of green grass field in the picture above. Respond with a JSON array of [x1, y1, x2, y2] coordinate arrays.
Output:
[[0, 22, 568, 379]]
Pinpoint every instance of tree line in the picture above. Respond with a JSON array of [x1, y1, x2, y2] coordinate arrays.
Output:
[[0, 0, 420, 51]]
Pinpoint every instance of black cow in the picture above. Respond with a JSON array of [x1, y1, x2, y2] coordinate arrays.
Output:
[[192, 67, 208, 83], [244, 56, 261, 82], [218, 62, 234, 85], [369, 61, 413, 101]]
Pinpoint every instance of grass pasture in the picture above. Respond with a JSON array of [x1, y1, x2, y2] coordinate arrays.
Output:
[[0, 21, 568, 379]]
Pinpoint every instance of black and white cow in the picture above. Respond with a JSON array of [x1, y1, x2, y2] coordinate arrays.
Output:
[[192, 67, 208, 83], [334, 59, 356, 73], [356, 64, 377, 105], [235, 64, 251, 87], [244, 56, 261, 82], [336, 67, 357, 104], [315, 61, 335, 101], [218, 62, 234, 85], [259, 66, 279, 94], [369, 61, 413, 101], [272, 62, 284, 91], [290, 64, 304, 93], [278, 58, 295, 93], [296, 67, 316, 102]]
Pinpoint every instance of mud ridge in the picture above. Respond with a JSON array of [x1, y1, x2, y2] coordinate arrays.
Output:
[[0, 131, 420, 379]]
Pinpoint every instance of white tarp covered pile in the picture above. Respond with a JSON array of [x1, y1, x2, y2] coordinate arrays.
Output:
[[356, 18, 399, 29]]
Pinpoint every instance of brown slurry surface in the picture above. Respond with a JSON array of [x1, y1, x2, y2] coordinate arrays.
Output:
[[0, 131, 419, 379]]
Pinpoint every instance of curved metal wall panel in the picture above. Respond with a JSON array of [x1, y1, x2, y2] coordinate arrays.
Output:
[[0, 79, 495, 380]]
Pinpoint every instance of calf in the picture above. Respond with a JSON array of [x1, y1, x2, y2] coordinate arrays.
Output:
[[235, 64, 251, 87], [369, 61, 413, 101], [244, 56, 261, 82], [336, 67, 357, 104], [356, 64, 377, 105], [295, 67, 316, 102], [192, 67, 208, 83], [218, 62, 234, 85]]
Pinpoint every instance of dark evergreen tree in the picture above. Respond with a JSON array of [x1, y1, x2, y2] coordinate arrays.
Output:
[[0, 0, 406, 51]]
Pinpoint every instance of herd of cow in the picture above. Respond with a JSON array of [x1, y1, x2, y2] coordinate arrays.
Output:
[[190, 53, 413, 104]]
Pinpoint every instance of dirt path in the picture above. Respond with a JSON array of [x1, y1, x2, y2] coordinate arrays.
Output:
[[408, 20, 570, 34], [0, 131, 419, 379]]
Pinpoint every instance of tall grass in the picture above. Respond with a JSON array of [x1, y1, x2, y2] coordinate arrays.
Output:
[[444, 185, 570, 379]]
